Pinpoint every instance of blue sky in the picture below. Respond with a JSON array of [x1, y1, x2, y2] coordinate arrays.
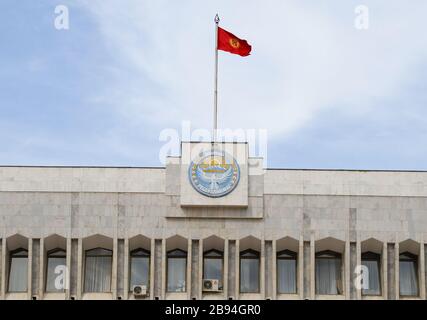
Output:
[[0, 1, 427, 169]]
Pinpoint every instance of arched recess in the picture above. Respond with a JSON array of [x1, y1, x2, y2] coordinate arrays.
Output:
[[202, 236, 225, 295], [240, 236, 261, 253], [203, 235, 225, 252], [239, 236, 262, 296], [314, 237, 346, 297], [361, 238, 384, 297], [315, 237, 345, 254], [398, 239, 421, 298], [276, 237, 299, 296], [128, 235, 151, 299], [43, 234, 67, 296], [83, 234, 113, 252], [361, 238, 383, 254], [165, 235, 189, 296], [5, 234, 29, 297], [81, 234, 114, 298]]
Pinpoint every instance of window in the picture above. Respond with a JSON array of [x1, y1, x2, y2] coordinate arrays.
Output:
[[167, 249, 187, 292], [203, 249, 223, 289], [399, 252, 418, 297], [240, 249, 260, 293], [315, 250, 342, 295], [130, 248, 150, 289], [277, 249, 297, 294], [361, 252, 381, 296], [46, 248, 66, 292], [84, 248, 112, 293], [8, 248, 28, 292]]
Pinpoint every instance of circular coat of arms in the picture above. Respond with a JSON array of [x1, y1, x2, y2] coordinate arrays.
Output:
[[188, 149, 240, 198]]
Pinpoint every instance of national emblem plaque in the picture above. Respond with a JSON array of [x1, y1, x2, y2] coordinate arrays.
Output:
[[188, 149, 240, 198]]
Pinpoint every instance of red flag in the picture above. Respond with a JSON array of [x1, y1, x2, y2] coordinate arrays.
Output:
[[217, 27, 252, 57]]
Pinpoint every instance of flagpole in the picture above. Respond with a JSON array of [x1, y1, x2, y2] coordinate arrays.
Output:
[[213, 14, 220, 143]]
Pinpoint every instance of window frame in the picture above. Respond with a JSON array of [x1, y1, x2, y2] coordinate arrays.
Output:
[[203, 249, 224, 289], [166, 248, 188, 293], [45, 248, 67, 293], [239, 249, 261, 294], [315, 250, 343, 295], [7, 248, 28, 293], [276, 249, 298, 294], [360, 251, 382, 296], [83, 247, 113, 293], [129, 248, 151, 290], [399, 251, 419, 297]]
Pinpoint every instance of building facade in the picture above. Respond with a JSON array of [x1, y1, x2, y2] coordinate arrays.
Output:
[[0, 142, 426, 300]]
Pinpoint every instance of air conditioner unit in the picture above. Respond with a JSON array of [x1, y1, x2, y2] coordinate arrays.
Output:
[[132, 284, 147, 297], [203, 279, 221, 292]]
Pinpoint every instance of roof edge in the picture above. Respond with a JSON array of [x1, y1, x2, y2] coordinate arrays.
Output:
[[0, 165, 426, 173]]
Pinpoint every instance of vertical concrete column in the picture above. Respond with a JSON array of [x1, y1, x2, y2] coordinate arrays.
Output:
[[39, 237, 44, 299], [345, 238, 350, 299], [77, 238, 83, 300], [149, 238, 155, 300], [235, 239, 240, 300], [1, 239, 6, 299], [161, 239, 166, 299], [298, 236, 304, 300], [27, 238, 32, 300], [260, 238, 265, 299], [310, 234, 315, 299], [395, 242, 399, 300], [271, 239, 277, 300], [382, 242, 388, 299], [198, 239, 203, 299], [419, 241, 426, 299], [356, 238, 361, 300], [123, 238, 129, 300], [223, 239, 229, 300], [186, 239, 192, 300], [66, 237, 72, 300], [112, 238, 118, 299]]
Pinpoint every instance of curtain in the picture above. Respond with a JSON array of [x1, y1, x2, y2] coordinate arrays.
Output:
[[46, 257, 66, 292], [362, 260, 380, 295], [167, 258, 186, 292], [400, 260, 418, 296], [84, 256, 112, 292], [316, 258, 341, 295], [203, 258, 223, 287], [240, 259, 259, 293], [8, 257, 28, 292], [277, 259, 297, 294], [130, 257, 150, 288]]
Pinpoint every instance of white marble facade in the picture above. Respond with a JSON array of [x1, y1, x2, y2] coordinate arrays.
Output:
[[0, 142, 426, 300]]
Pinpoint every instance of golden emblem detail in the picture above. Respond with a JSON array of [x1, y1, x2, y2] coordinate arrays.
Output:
[[229, 38, 240, 49]]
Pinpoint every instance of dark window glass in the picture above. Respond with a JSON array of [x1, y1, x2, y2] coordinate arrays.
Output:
[[130, 248, 150, 289], [46, 249, 66, 292], [84, 248, 112, 292], [240, 249, 260, 293], [167, 249, 187, 292], [8, 248, 28, 292], [203, 249, 223, 288], [399, 252, 418, 297], [315, 250, 342, 295], [277, 250, 297, 294], [361, 252, 381, 296]]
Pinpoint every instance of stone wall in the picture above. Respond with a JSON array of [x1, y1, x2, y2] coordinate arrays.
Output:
[[0, 166, 426, 300]]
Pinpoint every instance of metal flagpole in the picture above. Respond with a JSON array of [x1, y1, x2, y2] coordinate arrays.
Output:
[[213, 14, 220, 143]]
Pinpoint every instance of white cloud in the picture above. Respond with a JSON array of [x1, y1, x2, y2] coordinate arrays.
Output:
[[78, 0, 427, 139]]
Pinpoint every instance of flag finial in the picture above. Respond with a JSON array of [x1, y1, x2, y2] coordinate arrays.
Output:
[[214, 14, 220, 24]]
